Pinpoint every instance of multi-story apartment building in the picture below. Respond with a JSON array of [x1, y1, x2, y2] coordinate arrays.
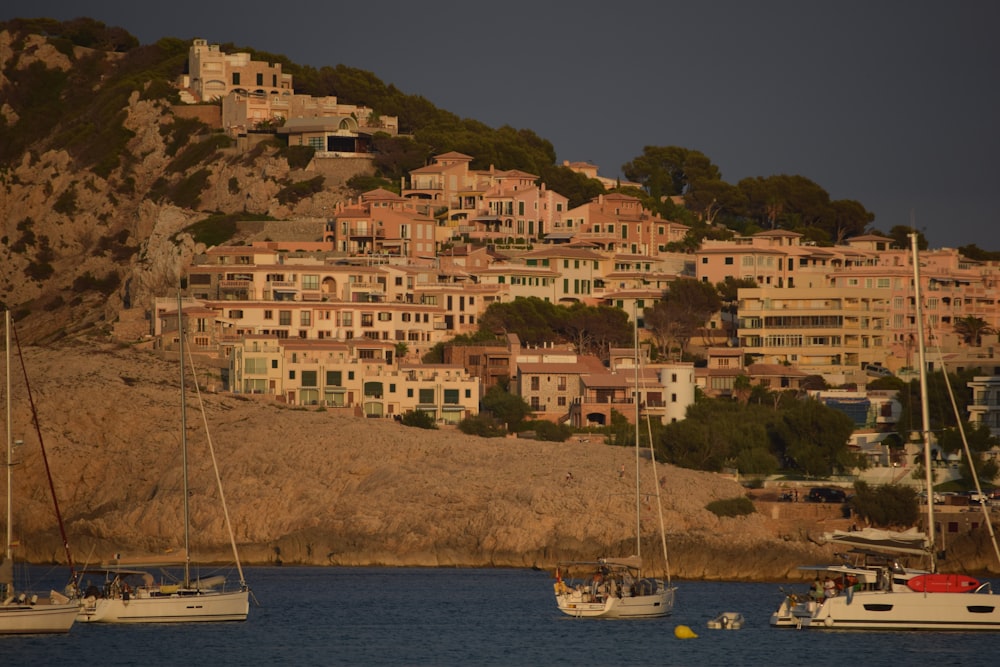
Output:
[[469, 170, 568, 241], [514, 351, 607, 423], [162, 244, 508, 361], [967, 376, 1000, 438], [326, 189, 437, 258], [228, 335, 479, 421], [548, 193, 690, 255]]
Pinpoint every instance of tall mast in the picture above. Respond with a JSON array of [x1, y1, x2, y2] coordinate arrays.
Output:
[[4, 311, 12, 584], [911, 232, 937, 572], [633, 303, 642, 566], [178, 292, 191, 587]]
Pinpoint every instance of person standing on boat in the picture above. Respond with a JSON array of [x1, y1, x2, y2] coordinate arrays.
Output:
[[823, 576, 838, 598], [810, 577, 824, 602]]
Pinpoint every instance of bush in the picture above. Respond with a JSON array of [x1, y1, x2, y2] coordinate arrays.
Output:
[[53, 184, 78, 215], [457, 413, 506, 438], [706, 496, 756, 518], [525, 420, 572, 442], [276, 175, 325, 205], [282, 145, 315, 170], [400, 410, 437, 430]]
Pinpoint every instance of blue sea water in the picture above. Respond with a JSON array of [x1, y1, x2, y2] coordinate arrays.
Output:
[[4, 566, 999, 666]]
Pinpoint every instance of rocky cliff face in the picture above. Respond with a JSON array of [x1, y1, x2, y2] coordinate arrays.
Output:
[[0, 29, 345, 344]]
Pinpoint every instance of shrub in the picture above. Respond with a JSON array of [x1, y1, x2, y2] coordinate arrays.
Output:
[[53, 184, 78, 215], [282, 145, 315, 170], [706, 496, 756, 518], [400, 410, 437, 429], [168, 169, 211, 209], [276, 175, 325, 205], [458, 413, 506, 438]]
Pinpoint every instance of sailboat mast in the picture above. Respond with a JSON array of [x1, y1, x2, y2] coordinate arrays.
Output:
[[633, 304, 642, 566], [178, 292, 191, 587], [911, 232, 937, 572], [4, 311, 12, 573]]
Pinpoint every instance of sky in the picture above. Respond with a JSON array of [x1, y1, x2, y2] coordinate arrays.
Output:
[[4, 1, 999, 250]]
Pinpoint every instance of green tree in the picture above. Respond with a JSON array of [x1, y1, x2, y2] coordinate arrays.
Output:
[[644, 279, 722, 360], [480, 384, 533, 432], [849, 481, 919, 528], [770, 398, 857, 477], [457, 413, 506, 438]]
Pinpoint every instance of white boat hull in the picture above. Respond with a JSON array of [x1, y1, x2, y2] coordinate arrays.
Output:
[[771, 589, 1000, 631], [556, 585, 675, 619], [0, 599, 78, 634], [77, 588, 249, 623]]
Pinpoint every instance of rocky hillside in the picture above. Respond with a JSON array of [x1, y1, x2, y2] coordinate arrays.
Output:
[[0, 27, 346, 344], [4, 342, 996, 580]]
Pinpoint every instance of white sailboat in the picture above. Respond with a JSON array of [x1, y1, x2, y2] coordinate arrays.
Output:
[[770, 233, 1000, 630], [77, 296, 249, 623], [553, 311, 676, 618], [0, 310, 79, 634]]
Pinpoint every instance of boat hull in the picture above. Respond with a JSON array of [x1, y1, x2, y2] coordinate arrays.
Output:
[[0, 601, 78, 634], [77, 589, 249, 623], [556, 586, 675, 619], [771, 589, 1000, 631]]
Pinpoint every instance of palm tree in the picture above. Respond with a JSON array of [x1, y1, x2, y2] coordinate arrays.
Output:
[[954, 316, 995, 347]]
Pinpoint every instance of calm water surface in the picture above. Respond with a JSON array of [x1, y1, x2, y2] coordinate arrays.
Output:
[[4, 566, 999, 666]]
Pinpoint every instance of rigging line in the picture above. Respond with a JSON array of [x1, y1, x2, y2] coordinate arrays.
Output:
[[9, 313, 77, 589], [932, 343, 1000, 570], [644, 390, 671, 586], [183, 326, 248, 589]]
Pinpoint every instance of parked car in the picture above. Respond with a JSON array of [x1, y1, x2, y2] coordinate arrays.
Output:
[[918, 490, 944, 504], [961, 491, 990, 506], [807, 487, 847, 503]]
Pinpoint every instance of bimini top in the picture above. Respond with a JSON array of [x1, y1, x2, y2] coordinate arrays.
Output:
[[822, 527, 929, 556]]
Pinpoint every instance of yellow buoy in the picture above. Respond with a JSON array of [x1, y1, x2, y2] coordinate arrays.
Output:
[[674, 624, 698, 639]]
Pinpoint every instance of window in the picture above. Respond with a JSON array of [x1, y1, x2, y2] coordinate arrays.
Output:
[[530, 396, 540, 410], [326, 371, 342, 386], [245, 358, 267, 373], [288, 370, 296, 380], [264, 310, 273, 320], [444, 389, 459, 404], [378, 312, 392, 322], [300, 311, 311, 326], [301, 371, 317, 387], [279, 311, 292, 326], [419, 388, 435, 404], [232, 72, 240, 85], [302, 274, 319, 290], [531, 377, 540, 391]]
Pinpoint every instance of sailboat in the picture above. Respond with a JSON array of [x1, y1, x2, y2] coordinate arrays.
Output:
[[552, 310, 676, 618], [76, 296, 250, 623], [0, 310, 79, 634], [769, 233, 1000, 630]]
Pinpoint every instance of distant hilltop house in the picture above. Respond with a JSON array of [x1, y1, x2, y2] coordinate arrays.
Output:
[[173, 39, 398, 184]]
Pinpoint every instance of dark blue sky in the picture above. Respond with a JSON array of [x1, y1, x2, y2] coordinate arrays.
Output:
[[5, 1, 998, 250]]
